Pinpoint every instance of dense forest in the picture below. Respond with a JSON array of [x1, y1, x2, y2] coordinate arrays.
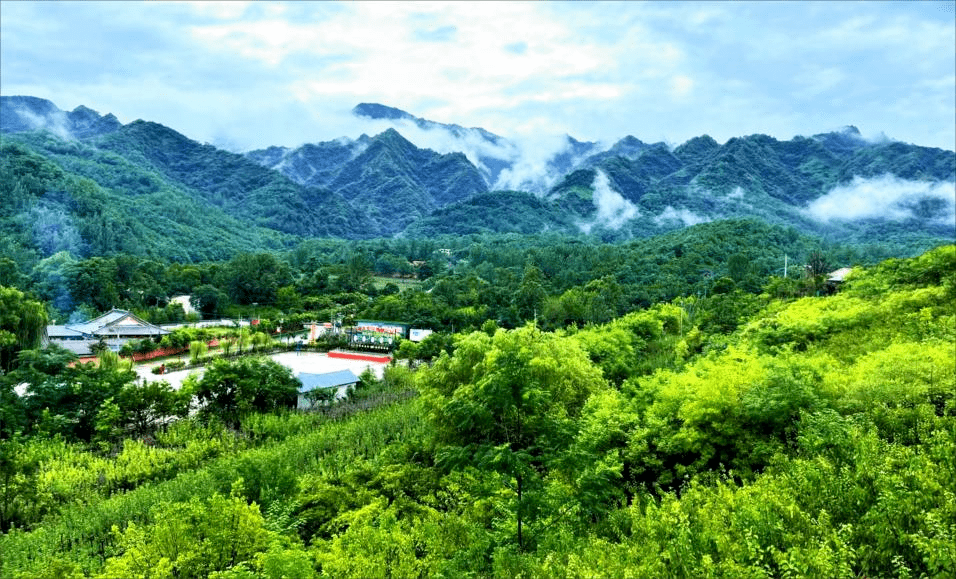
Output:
[[1, 237, 953, 577]]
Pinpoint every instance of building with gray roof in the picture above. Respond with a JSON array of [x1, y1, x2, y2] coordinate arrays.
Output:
[[46, 309, 169, 357], [297, 369, 360, 409]]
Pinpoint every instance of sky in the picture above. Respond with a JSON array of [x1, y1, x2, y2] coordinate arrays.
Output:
[[2, 0, 955, 153]]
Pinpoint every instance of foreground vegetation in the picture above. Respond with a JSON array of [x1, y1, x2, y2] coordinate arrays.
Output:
[[0, 245, 952, 577]]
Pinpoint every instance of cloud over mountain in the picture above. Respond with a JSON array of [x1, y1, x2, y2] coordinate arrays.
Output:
[[578, 169, 638, 234], [806, 175, 956, 225]]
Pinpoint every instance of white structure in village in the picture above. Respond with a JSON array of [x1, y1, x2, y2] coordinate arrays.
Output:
[[46, 309, 169, 357]]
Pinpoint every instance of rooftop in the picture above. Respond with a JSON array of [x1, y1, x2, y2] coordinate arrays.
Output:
[[298, 369, 360, 393]]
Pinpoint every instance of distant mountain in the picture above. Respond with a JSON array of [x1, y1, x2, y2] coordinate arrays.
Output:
[[0, 135, 295, 262], [327, 129, 488, 233], [89, 119, 368, 238], [2, 96, 953, 262], [246, 128, 488, 234], [245, 137, 372, 190], [1, 96, 121, 139], [543, 129, 954, 243], [352, 102, 516, 187], [348, 102, 605, 192]]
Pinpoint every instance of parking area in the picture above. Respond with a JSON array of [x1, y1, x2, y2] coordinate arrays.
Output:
[[134, 351, 389, 390]]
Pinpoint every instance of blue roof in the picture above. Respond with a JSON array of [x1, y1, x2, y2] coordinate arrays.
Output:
[[298, 370, 360, 393]]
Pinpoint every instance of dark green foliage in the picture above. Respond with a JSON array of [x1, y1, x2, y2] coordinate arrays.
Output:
[[220, 253, 293, 306], [0, 138, 296, 265], [193, 357, 300, 428], [13, 347, 136, 441], [404, 190, 576, 237], [190, 284, 228, 316], [5, 101, 953, 256], [836, 140, 956, 182], [93, 120, 365, 238]]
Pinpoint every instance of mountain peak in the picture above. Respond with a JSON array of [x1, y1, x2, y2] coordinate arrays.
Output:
[[1, 96, 121, 138], [840, 125, 861, 136], [352, 103, 415, 121], [374, 127, 415, 146]]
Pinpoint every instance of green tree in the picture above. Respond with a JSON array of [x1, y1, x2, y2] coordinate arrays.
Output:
[[115, 380, 191, 436], [19, 351, 137, 441], [65, 257, 120, 311], [0, 287, 48, 373], [222, 253, 292, 306], [514, 264, 547, 322], [420, 325, 605, 550], [29, 251, 77, 314], [805, 250, 831, 277], [189, 340, 208, 365], [191, 284, 228, 317], [193, 357, 300, 428]]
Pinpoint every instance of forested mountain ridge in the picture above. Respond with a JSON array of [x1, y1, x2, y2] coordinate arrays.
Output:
[[0, 95, 122, 139], [245, 130, 489, 236], [89, 119, 368, 238], [1, 96, 953, 263], [317, 128, 488, 234], [0, 136, 296, 265], [244, 102, 956, 245]]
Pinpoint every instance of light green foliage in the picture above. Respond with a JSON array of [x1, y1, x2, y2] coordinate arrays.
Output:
[[1, 244, 953, 579], [250, 331, 273, 352], [0, 286, 47, 373], [96, 484, 276, 579], [421, 325, 606, 549], [188, 340, 208, 364], [313, 499, 490, 578], [237, 328, 252, 354]]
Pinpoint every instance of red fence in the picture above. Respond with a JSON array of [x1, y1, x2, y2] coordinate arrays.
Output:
[[328, 350, 392, 364], [123, 339, 220, 362]]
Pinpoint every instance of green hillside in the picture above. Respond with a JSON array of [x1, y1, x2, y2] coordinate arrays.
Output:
[[0, 137, 295, 264], [1, 245, 952, 578]]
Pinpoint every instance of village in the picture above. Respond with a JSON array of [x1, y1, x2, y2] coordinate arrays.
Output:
[[42, 301, 434, 410]]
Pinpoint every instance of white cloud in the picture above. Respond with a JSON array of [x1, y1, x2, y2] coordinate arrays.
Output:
[[806, 175, 956, 225], [578, 169, 639, 234], [670, 75, 695, 98], [653, 206, 708, 227], [186, 1, 251, 20], [1, 1, 953, 152], [16, 107, 74, 141]]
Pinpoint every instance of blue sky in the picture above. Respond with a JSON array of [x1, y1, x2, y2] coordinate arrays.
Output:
[[2, 1, 954, 152]]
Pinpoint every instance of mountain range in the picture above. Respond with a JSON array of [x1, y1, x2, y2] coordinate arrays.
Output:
[[1, 95, 953, 263]]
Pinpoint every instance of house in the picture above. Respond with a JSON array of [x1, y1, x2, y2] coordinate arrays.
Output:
[[827, 268, 853, 284], [169, 295, 197, 316], [297, 369, 360, 409], [46, 309, 170, 357], [822, 267, 854, 294]]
